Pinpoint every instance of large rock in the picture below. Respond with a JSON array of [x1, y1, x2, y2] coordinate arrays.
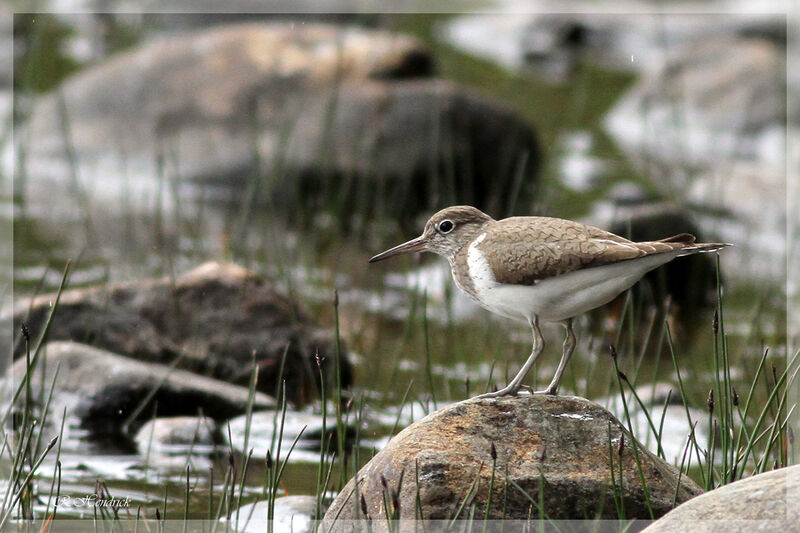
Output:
[[134, 415, 219, 471], [22, 21, 540, 223], [4, 341, 274, 434], [642, 464, 800, 532], [604, 36, 787, 283], [10, 262, 351, 405], [324, 395, 701, 524], [606, 37, 785, 169]]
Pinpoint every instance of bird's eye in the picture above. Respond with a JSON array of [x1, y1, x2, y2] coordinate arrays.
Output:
[[438, 220, 454, 234]]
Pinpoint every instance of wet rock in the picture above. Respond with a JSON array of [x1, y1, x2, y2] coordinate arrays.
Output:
[[4, 341, 274, 434], [323, 395, 702, 523], [22, 21, 539, 223], [228, 495, 320, 533], [262, 78, 541, 224], [10, 262, 350, 405], [134, 415, 219, 470], [134, 416, 218, 449], [642, 464, 800, 532]]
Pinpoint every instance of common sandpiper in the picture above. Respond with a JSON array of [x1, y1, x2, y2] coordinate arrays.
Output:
[[369, 205, 730, 397]]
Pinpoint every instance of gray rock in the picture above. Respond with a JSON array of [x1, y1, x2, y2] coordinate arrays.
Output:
[[21, 21, 539, 223], [227, 495, 321, 533], [642, 464, 800, 532], [4, 341, 274, 434], [134, 415, 219, 471], [606, 37, 786, 168], [10, 262, 351, 406], [134, 415, 218, 449], [323, 395, 702, 524]]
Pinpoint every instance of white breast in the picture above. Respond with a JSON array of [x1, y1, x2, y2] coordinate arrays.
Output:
[[466, 233, 528, 321]]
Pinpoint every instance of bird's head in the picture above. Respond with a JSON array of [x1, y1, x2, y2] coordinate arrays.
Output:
[[369, 206, 494, 264]]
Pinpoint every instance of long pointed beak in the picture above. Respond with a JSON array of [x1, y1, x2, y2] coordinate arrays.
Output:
[[369, 236, 427, 263]]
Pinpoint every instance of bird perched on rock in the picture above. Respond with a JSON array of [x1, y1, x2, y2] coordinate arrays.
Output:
[[370, 206, 729, 397]]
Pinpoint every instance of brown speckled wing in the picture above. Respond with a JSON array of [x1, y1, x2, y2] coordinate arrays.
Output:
[[477, 217, 691, 286]]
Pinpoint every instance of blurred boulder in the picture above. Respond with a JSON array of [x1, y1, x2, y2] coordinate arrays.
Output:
[[10, 262, 351, 406], [134, 415, 219, 470], [4, 341, 274, 434], [134, 415, 219, 449], [324, 395, 701, 523], [606, 37, 786, 169], [22, 21, 539, 223]]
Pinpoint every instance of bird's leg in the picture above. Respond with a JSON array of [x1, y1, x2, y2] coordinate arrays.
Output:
[[536, 318, 575, 396], [477, 316, 545, 398]]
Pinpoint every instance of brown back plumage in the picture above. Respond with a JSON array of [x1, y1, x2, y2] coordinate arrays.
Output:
[[470, 216, 729, 286]]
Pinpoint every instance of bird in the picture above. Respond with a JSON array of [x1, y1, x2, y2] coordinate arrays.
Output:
[[369, 205, 730, 397]]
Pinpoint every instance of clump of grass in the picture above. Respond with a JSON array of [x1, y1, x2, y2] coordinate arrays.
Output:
[[1, 262, 71, 528]]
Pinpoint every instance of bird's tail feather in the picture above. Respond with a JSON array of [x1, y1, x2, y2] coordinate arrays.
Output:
[[677, 242, 732, 256]]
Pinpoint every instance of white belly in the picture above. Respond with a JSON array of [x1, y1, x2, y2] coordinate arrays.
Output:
[[465, 244, 681, 323]]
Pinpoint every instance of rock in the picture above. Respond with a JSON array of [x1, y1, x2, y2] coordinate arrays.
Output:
[[134, 415, 219, 471], [227, 495, 321, 533], [21, 21, 539, 223], [323, 395, 701, 524], [642, 464, 800, 532], [261, 78, 541, 224], [134, 415, 218, 449], [10, 262, 351, 406], [606, 37, 786, 169], [4, 341, 274, 434]]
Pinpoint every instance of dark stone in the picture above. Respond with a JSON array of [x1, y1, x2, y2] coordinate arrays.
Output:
[[323, 395, 701, 525], [4, 341, 274, 435], [11, 262, 351, 405], [265, 79, 541, 225], [642, 465, 800, 532]]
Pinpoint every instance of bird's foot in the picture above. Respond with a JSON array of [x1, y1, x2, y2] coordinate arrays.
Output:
[[533, 387, 559, 396], [475, 385, 521, 399]]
